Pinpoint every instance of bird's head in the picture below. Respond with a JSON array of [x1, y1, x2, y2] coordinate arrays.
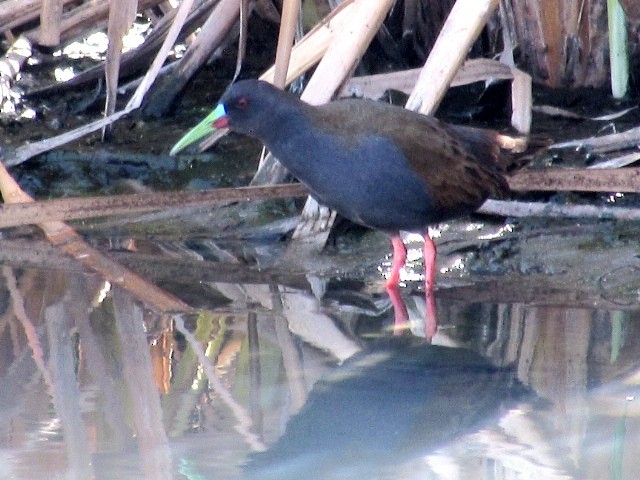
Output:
[[170, 80, 288, 155]]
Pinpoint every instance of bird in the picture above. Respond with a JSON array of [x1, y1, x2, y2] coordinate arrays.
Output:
[[171, 79, 531, 334]]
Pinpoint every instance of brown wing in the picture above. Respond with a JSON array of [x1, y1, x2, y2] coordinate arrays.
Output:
[[312, 99, 511, 215]]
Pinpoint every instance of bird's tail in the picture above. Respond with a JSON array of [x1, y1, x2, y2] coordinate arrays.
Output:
[[475, 130, 551, 173], [496, 133, 552, 172]]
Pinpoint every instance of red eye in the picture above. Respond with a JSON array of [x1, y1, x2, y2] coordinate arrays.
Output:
[[237, 97, 248, 109]]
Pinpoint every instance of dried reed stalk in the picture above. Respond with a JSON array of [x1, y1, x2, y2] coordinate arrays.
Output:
[[272, 0, 301, 88], [406, 0, 501, 114], [39, 0, 63, 46], [259, 0, 356, 86], [0, 0, 75, 32], [142, 0, 240, 116], [103, 0, 138, 139]]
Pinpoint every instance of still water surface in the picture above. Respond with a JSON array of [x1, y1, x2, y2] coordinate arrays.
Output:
[[0, 261, 638, 480]]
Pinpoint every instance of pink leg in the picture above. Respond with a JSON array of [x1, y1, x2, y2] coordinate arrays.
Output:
[[423, 231, 438, 338], [386, 235, 407, 288], [423, 232, 437, 293]]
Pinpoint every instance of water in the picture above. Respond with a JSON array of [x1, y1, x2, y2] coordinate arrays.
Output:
[[0, 256, 638, 479], [3, 121, 640, 479]]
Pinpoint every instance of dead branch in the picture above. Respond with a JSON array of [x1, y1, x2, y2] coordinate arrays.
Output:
[[552, 125, 640, 153], [2, 165, 639, 234], [339, 58, 531, 133], [272, 0, 300, 88], [406, 0, 501, 114], [39, 0, 63, 46]]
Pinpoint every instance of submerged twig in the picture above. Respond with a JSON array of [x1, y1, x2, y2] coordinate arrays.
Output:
[[0, 183, 308, 228], [3, 267, 54, 390]]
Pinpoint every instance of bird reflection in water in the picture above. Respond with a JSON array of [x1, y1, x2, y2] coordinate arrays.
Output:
[[243, 338, 529, 480]]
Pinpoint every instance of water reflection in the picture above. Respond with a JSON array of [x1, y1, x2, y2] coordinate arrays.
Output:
[[245, 340, 527, 480], [1, 267, 640, 479]]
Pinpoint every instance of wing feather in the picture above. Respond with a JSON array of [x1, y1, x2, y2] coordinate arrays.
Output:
[[312, 100, 511, 217]]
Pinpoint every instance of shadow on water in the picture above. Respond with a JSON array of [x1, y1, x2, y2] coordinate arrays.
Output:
[[1, 262, 640, 479]]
